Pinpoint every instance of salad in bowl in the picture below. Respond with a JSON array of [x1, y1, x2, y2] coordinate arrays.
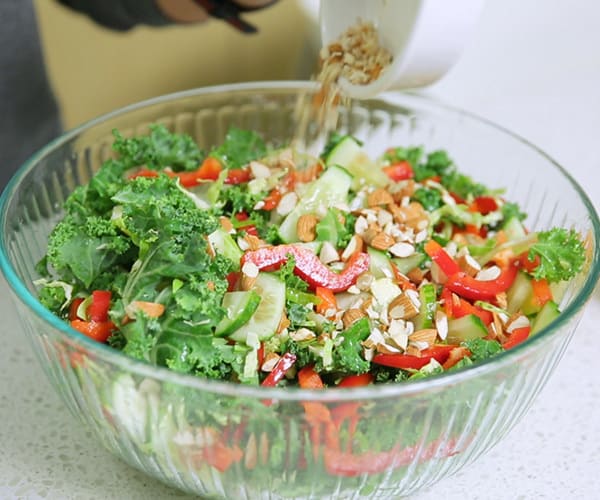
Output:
[[1, 84, 597, 498]]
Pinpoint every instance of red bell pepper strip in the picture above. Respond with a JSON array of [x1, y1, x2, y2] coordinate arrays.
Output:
[[337, 373, 374, 388], [224, 168, 251, 185], [261, 352, 297, 387], [372, 345, 457, 370], [87, 290, 112, 322], [383, 161, 414, 182], [469, 196, 498, 215], [530, 278, 553, 308], [234, 212, 259, 237], [241, 245, 370, 293], [444, 262, 518, 301], [517, 251, 541, 273], [424, 240, 461, 277], [70, 319, 115, 343], [261, 188, 282, 211], [442, 346, 471, 370], [449, 293, 493, 325], [502, 326, 531, 350], [68, 297, 84, 321]]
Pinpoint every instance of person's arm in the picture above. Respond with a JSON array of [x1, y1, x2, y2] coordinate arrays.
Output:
[[57, 0, 275, 32]]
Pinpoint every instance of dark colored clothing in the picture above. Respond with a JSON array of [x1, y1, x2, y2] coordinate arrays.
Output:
[[0, 0, 169, 190]]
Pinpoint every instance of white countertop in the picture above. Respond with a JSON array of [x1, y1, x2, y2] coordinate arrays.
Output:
[[2, 0, 600, 498]]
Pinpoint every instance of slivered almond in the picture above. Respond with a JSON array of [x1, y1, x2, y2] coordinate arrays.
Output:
[[219, 216, 234, 233], [496, 292, 508, 310], [360, 297, 373, 314], [409, 329, 438, 345], [376, 343, 402, 354], [342, 308, 366, 329], [404, 344, 422, 356], [370, 232, 395, 250], [244, 234, 263, 251], [492, 312, 505, 342], [240, 275, 257, 291], [261, 352, 280, 372], [277, 312, 291, 334], [296, 214, 318, 242], [290, 328, 316, 342], [245, 434, 257, 470], [341, 234, 363, 260], [457, 253, 481, 277], [388, 294, 419, 320], [368, 188, 394, 207]]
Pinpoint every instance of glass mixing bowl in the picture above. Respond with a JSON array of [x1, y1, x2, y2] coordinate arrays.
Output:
[[1, 82, 598, 499]]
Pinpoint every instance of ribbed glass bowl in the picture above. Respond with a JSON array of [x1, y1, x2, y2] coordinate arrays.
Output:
[[1, 82, 598, 499]]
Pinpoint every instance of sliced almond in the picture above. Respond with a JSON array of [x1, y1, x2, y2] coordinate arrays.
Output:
[[368, 188, 394, 207], [244, 234, 263, 251], [388, 294, 419, 320], [389, 179, 416, 201], [495, 292, 508, 310], [276, 192, 298, 216], [476, 265, 501, 281], [290, 327, 316, 342], [376, 342, 402, 354], [342, 308, 366, 329], [277, 312, 291, 334], [240, 275, 257, 291], [388, 241, 415, 258], [406, 267, 426, 284], [370, 231, 395, 251], [296, 214, 318, 242], [409, 328, 438, 346], [249, 161, 271, 179], [492, 312, 506, 342], [506, 314, 530, 333], [245, 433, 258, 470], [219, 216, 234, 233], [261, 352, 281, 372], [404, 343, 422, 357], [319, 241, 340, 264], [457, 253, 481, 277], [341, 234, 363, 261]]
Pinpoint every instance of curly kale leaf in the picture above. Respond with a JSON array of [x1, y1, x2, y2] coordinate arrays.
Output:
[[331, 317, 371, 374], [412, 187, 443, 211], [112, 125, 204, 172], [46, 214, 132, 288], [462, 338, 503, 362], [527, 228, 586, 283], [211, 127, 266, 169]]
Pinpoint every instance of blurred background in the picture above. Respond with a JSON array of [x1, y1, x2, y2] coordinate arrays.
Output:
[[36, 0, 320, 129]]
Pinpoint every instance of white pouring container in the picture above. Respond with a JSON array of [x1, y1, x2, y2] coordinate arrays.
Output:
[[319, 0, 485, 98]]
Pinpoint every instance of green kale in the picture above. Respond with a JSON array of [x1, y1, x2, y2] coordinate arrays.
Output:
[[441, 171, 487, 199], [339, 212, 357, 248], [211, 127, 267, 169], [461, 338, 504, 362], [413, 149, 449, 181], [384, 146, 424, 169], [527, 228, 586, 283], [220, 184, 267, 216], [37, 283, 69, 313], [412, 187, 443, 211], [277, 255, 308, 292], [331, 317, 371, 374], [501, 201, 527, 223], [112, 125, 203, 172], [46, 213, 132, 288], [286, 302, 313, 330]]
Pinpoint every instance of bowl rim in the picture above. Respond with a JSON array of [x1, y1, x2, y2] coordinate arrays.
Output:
[[1, 80, 599, 402]]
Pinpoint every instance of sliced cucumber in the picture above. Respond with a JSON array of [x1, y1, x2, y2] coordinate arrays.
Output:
[[278, 165, 353, 243], [446, 314, 488, 344], [324, 136, 389, 190], [208, 228, 243, 269], [530, 300, 560, 334], [413, 283, 437, 330], [507, 271, 533, 314], [215, 290, 262, 337], [228, 273, 286, 344], [368, 247, 394, 279], [392, 253, 426, 275]]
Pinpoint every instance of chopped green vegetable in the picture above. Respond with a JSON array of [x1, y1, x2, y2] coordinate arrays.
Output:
[[526, 228, 586, 283]]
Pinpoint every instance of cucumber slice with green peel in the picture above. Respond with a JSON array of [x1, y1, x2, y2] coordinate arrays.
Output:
[[215, 290, 262, 337], [392, 253, 426, 275], [228, 273, 286, 344], [530, 300, 560, 334], [507, 271, 534, 314], [446, 314, 488, 344], [413, 283, 437, 330], [208, 228, 243, 269], [324, 136, 389, 190], [368, 247, 394, 279], [278, 165, 353, 243]]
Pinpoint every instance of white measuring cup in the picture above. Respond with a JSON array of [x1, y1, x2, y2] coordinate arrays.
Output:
[[319, 0, 485, 99]]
